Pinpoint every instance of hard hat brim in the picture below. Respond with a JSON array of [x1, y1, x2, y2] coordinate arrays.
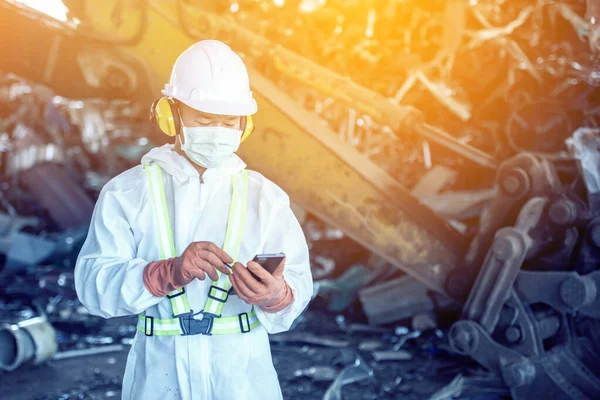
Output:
[[163, 90, 258, 116]]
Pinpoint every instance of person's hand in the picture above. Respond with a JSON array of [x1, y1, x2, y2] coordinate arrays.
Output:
[[173, 241, 233, 285], [229, 257, 292, 311], [143, 242, 232, 297]]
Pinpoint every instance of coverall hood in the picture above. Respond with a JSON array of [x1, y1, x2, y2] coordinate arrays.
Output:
[[140, 143, 246, 179]]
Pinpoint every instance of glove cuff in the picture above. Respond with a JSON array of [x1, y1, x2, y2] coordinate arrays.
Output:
[[143, 258, 180, 297], [261, 281, 293, 313]]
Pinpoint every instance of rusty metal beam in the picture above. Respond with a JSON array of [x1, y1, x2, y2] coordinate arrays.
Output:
[[241, 68, 463, 295]]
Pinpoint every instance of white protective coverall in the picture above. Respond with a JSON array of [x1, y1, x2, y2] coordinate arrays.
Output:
[[74, 144, 313, 400]]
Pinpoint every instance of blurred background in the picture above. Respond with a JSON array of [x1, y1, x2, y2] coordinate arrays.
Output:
[[0, 0, 599, 399]]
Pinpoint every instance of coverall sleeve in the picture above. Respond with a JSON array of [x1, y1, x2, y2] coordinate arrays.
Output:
[[75, 171, 163, 318], [254, 192, 314, 334]]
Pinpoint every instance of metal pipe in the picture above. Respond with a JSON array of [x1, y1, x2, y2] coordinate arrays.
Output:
[[0, 317, 57, 372], [52, 344, 125, 360], [417, 123, 498, 170]]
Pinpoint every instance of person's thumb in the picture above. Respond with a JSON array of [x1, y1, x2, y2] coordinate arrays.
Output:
[[272, 257, 286, 279]]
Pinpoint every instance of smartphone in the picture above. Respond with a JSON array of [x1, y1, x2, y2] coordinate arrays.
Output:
[[249, 253, 285, 281]]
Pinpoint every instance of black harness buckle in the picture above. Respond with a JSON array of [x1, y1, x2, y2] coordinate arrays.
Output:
[[208, 286, 229, 302], [167, 287, 186, 299], [144, 316, 154, 336], [238, 312, 251, 333], [179, 312, 214, 336]]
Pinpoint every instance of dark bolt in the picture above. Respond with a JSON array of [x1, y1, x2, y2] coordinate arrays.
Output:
[[503, 176, 520, 194], [538, 316, 561, 340], [549, 200, 576, 226], [453, 330, 471, 354], [560, 276, 595, 309], [501, 168, 529, 197], [450, 323, 478, 355], [493, 234, 518, 262], [502, 361, 536, 387], [505, 326, 522, 343]]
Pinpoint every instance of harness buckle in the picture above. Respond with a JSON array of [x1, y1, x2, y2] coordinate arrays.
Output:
[[208, 286, 229, 302], [179, 312, 214, 336], [144, 316, 154, 336], [167, 287, 186, 299], [238, 312, 251, 333]]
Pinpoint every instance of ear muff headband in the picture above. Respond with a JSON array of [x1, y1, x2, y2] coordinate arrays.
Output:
[[151, 97, 255, 142]]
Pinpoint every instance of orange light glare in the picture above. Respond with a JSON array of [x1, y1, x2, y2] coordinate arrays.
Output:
[[15, 0, 68, 21]]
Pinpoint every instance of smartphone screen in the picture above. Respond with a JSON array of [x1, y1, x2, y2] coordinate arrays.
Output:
[[249, 253, 285, 281]]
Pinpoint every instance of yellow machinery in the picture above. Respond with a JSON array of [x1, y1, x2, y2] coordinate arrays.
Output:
[[0, 0, 495, 298]]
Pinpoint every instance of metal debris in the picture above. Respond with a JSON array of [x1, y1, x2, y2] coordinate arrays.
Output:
[[358, 340, 385, 352], [85, 336, 115, 345], [347, 324, 392, 335], [372, 350, 413, 362], [566, 128, 600, 208], [393, 329, 423, 351], [420, 188, 497, 221], [0, 316, 57, 371], [317, 261, 393, 312], [412, 311, 439, 332], [323, 354, 374, 400], [427, 374, 464, 400], [294, 366, 339, 382], [52, 345, 125, 361], [411, 165, 458, 199], [0, 74, 151, 368], [359, 275, 436, 326], [334, 314, 347, 331], [270, 332, 349, 348]]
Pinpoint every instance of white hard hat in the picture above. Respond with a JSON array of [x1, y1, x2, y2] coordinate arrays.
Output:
[[162, 40, 257, 116]]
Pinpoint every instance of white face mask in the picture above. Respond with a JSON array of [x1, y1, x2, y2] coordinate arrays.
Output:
[[181, 125, 242, 168]]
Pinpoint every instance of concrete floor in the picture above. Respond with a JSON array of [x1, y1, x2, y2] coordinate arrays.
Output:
[[0, 309, 485, 400], [0, 349, 127, 399]]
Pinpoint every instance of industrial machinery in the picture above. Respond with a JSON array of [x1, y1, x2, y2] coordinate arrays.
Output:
[[1, 1, 599, 398]]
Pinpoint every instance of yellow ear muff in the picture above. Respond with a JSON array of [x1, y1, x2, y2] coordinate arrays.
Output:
[[150, 97, 180, 137], [240, 115, 254, 143]]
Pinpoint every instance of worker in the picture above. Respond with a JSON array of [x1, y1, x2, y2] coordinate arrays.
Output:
[[74, 40, 313, 400]]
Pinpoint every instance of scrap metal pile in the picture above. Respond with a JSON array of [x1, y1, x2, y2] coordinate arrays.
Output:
[[0, 74, 153, 373], [195, 0, 600, 397], [195, 0, 600, 189]]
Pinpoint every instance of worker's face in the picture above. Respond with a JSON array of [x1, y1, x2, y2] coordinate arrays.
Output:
[[178, 102, 242, 131]]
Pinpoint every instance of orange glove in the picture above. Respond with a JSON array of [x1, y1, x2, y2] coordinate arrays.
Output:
[[260, 282, 293, 313], [229, 257, 294, 312], [143, 241, 233, 297]]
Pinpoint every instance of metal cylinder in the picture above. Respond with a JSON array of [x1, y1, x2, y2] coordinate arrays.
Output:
[[538, 316, 561, 340], [500, 168, 530, 198], [548, 199, 577, 226], [0, 317, 57, 372], [560, 276, 597, 309]]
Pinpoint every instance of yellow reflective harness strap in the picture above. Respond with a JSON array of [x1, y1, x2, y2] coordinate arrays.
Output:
[[144, 162, 190, 317], [139, 165, 259, 336], [203, 170, 249, 317]]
